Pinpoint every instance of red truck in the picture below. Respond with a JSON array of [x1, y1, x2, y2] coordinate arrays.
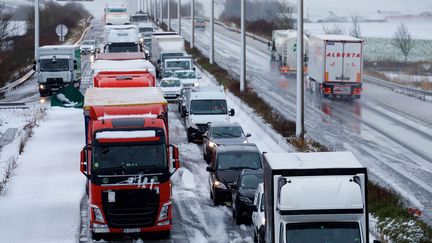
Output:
[[93, 71, 156, 88], [80, 87, 178, 240]]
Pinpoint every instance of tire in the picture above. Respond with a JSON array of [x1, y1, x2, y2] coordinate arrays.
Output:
[[235, 211, 242, 225], [232, 207, 237, 219], [210, 189, 213, 200], [213, 193, 220, 206], [254, 231, 258, 243], [92, 233, 103, 241], [159, 231, 171, 239], [187, 131, 192, 143]]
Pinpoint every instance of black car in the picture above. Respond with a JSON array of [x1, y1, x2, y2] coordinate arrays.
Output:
[[206, 144, 262, 206], [232, 169, 263, 225]]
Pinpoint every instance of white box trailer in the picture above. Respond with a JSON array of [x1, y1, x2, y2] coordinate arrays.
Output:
[[263, 152, 375, 243], [270, 30, 309, 73], [307, 35, 364, 98], [151, 33, 185, 64]]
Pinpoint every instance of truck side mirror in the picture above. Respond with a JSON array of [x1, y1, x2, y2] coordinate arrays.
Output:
[[32, 60, 36, 71], [206, 167, 215, 172], [246, 133, 251, 137], [157, 59, 161, 64], [229, 108, 235, 116], [33, 65, 36, 71], [80, 148, 88, 177], [170, 144, 180, 170]]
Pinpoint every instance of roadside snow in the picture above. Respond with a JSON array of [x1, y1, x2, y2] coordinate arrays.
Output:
[[0, 107, 85, 243]]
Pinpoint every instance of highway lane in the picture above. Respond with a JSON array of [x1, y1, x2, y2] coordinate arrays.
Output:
[[171, 20, 432, 224]]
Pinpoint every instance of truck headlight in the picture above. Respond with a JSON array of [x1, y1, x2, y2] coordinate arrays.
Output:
[[158, 201, 171, 222], [214, 180, 227, 189], [208, 141, 217, 148], [91, 205, 105, 223], [39, 84, 45, 90], [193, 82, 199, 87]]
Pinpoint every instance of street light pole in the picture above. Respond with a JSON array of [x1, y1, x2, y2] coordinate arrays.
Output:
[[34, 0, 39, 61], [167, 0, 170, 30], [240, 0, 246, 92], [160, 0, 163, 26], [210, 0, 214, 64], [191, 0, 194, 48], [296, 0, 305, 138], [178, 0, 181, 35]]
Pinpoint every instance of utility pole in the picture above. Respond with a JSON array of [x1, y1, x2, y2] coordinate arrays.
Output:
[[240, 0, 246, 92], [191, 0, 195, 48], [296, 0, 305, 138], [167, 0, 170, 30], [153, 0, 157, 22], [34, 0, 39, 61], [178, 0, 181, 35], [160, 0, 163, 26], [210, 0, 214, 64]]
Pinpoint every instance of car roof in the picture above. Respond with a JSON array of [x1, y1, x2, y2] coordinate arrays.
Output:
[[216, 143, 260, 153], [210, 122, 241, 128]]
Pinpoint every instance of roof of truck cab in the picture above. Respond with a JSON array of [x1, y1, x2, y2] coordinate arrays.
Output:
[[93, 59, 155, 73], [95, 52, 145, 61], [264, 152, 364, 170], [84, 87, 167, 110], [314, 34, 363, 42]]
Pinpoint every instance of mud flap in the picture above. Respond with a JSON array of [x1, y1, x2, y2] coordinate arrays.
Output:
[[51, 85, 84, 108]]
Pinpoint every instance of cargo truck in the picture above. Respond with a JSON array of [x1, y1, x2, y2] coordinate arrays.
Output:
[[35, 45, 81, 97], [270, 30, 309, 74], [104, 4, 129, 25], [151, 33, 185, 77], [81, 87, 178, 240], [262, 152, 379, 243], [103, 25, 140, 53], [307, 35, 364, 98], [93, 71, 155, 88]]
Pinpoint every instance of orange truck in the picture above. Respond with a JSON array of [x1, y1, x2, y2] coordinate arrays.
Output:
[[80, 87, 178, 241], [93, 71, 156, 88]]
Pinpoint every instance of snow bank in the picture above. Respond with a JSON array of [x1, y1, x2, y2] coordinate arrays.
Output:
[[0, 107, 86, 243]]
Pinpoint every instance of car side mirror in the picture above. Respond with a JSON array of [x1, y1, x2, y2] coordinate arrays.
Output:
[[157, 59, 161, 64], [74, 64, 78, 70], [206, 167, 215, 172], [229, 108, 235, 116], [231, 183, 237, 189], [246, 133, 251, 137], [193, 67, 196, 71], [252, 205, 258, 212], [32, 65, 36, 71]]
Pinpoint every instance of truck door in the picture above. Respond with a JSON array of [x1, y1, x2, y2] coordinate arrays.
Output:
[[324, 41, 344, 83], [342, 42, 362, 83]]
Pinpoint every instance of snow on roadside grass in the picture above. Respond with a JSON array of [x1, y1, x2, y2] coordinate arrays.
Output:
[[0, 107, 85, 243]]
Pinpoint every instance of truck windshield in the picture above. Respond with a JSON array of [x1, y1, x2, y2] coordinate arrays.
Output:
[[93, 143, 167, 172], [190, 100, 227, 115], [165, 60, 190, 70], [132, 15, 149, 22], [217, 152, 262, 170], [139, 27, 153, 33], [286, 222, 361, 243], [40, 59, 69, 72], [108, 8, 127, 13], [107, 43, 138, 53]]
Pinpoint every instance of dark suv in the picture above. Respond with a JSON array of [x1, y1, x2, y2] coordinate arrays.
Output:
[[206, 144, 262, 206], [232, 169, 263, 225]]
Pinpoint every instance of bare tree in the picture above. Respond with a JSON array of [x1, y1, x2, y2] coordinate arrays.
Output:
[[392, 23, 416, 62], [0, 4, 13, 48], [350, 15, 361, 38], [322, 24, 345, 35], [275, 1, 295, 29]]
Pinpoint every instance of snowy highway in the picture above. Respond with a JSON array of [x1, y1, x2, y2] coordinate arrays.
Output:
[[170, 19, 432, 223]]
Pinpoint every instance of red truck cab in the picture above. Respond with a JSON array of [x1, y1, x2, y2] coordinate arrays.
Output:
[[81, 87, 178, 240], [93, 71, 156, 88]]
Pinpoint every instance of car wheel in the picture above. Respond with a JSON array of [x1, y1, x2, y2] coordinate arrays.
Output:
[[235, 211, 243, 225], [213, 194, 219, 206], [187, 132, 192, 143], [232, 207, 237, 219], [210, 189, 213, 200]]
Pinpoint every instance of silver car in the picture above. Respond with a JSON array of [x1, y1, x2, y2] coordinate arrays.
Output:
[[202, 122, 251, 163]]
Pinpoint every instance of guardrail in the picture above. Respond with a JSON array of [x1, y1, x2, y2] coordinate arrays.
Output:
[[363, 75, 432, 102], [0, 19, 93, 98]]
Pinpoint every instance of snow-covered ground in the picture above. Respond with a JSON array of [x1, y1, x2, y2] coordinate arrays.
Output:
[[0, 108, 86, 243], [380, 71, 432, 83]]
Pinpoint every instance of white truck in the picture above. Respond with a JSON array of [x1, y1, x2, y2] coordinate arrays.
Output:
[[103, 25, 140, 53], [270, 30, 309, 73], [137, 22, 154, 50], [35, 45, 81, 97], [262, 151, 379, 243], [151, 33, 185, 76], [307, 35, 364, 98], [104, 4, 129, 25], [130, 12, 150, 23]]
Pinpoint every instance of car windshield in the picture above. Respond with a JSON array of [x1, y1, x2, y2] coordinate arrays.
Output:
[[107, 43, 138, 53], [211, 126, 243, 138], [108, 8, 127, 13], [190, 100, 227, 115], [175, 71, 196, 79], [139, 27, 153, 33], [163, 71, 174, 78], [81, 40, 95, 45], [286, 222, 361, 243], [93, 143, 167, 172], [132, 15, 149, 22], [217, 152, 262, 170], [160, 79, 181, 87], [40, 58, 69, 72], [241, 174, 262, 189], [165, 60, 190, 70]]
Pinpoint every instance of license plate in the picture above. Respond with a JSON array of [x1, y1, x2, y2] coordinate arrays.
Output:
[[333, 86, 351, 94], [124, 228, 141, 233]]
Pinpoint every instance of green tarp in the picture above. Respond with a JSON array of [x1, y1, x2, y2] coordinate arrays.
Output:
[[51, 85, 84, 108]]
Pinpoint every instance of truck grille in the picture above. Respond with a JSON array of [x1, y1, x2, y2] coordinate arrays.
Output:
[[196, 123, 208, 132], [46, 78, 64, 84], [102, 189, 159, 228]]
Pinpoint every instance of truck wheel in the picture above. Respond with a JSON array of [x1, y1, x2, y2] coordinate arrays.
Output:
[[92, 233, 103, 241], [159, 231, 171, 239]]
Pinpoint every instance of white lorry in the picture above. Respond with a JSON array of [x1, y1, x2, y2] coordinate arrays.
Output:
[[151, 32, 185, 76], [35, 45, 81, 97], [262, 151, 379, 243], [104, 4, 129, 25], [270, 30, 309, 73], [103, 25, 140, 53], [307, 35, 364, 98]]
